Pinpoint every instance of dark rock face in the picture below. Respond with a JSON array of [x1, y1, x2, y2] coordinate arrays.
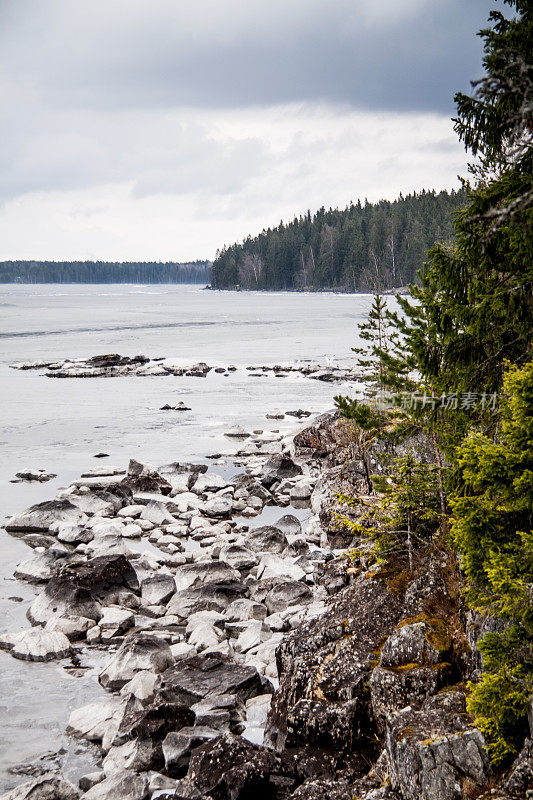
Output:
[[187, 733, 285, 800], [292, 413, 340, 461], [265, 577, 403, 752], [501, 738, 533, 797], [122, 473, 173, 496], [156, 652, 271, 708], [370, 664, 447, 722], [88, 354, 149, 368], [385, 695, 491, 800], [286, 777, 369, 800]]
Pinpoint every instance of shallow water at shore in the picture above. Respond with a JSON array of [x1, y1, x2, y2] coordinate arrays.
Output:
[[0, 284, 372, 790]]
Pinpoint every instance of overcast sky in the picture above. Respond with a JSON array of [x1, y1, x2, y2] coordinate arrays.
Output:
[[0, 0, 495, 262]]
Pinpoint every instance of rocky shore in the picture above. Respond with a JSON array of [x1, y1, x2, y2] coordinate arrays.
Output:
[[1, 413, 530, 800]]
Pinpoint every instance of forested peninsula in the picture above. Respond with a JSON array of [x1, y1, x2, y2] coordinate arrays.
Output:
[[0, 260, 211, 284], [211, 188, 466, 291]]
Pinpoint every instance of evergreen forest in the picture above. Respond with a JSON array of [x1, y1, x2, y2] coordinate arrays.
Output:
[[211, 188, 466, 291], [0, 260, 211, 284]]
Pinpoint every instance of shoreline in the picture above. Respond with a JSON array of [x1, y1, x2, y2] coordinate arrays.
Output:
[[0, 404, 525, 799], [0, 408, 338, 797]]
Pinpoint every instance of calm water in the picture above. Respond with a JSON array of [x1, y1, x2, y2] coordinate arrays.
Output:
[[0, 284, 371, 789]]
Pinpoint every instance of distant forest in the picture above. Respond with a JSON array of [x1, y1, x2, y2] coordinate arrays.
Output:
[[0, 260, 211, 284], [211, 188, 467, 291]]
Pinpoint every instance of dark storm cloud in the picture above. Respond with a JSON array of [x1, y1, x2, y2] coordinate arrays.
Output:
[[1, 0, 492, 115]]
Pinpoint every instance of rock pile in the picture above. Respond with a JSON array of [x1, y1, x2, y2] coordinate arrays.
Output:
[[10, 355, 361, 384]]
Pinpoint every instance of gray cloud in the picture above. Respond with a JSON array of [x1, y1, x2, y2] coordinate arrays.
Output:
[[0, 0, 497, 260], [1, 0, 491, 115]]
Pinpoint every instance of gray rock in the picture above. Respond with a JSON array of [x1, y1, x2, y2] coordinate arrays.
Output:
[[218, 545, 259, 572], [246, 526, 289, 554], [0, 774, 79, 800], [99, 633, 174, 690], [99, 606, 135, 639], [290, 481, 313, 502], [245, 694, 272, 727], [192, 473, 229, 494], [274, 514, 302, 537], [235, 620, 264, 654], [257, 554, 306, 582], [156, 651, 271, 707], [5, 499, 89, 533], [102, 738, 156, 775], [78, 772, 104, 791], [141, 573, 176, 605], [167, 580, 246, 619], [386, 698, 490, 800], [57, 525, 94, 545], [14, 469, 56, 482], [261, 455, 303, 487], [27, 554, 138, 626], [82, 771, 149, 800], [188, 623, 224, 652], [67, 696, 123, 742], [204, 497, 233, 517], [67, 493, 116, 517], [45, 615, 94, 640], [262, 578, 313, 614], [119, 670, 158, 704], [0, 629, 71, 662], [147, 773, 177, 794], [225, 599, 267, 622], [14, 553, 59, 583], [140, 501, 176, 526], [170, 642, 198, 661], [173, 562, 239, 593]]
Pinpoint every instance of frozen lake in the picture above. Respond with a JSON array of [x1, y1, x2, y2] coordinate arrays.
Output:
[[0, 283, 372, 789]]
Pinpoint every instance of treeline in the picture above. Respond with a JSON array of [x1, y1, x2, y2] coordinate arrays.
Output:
[[0, 260, 211, 284], [211, 188, 466, 291]]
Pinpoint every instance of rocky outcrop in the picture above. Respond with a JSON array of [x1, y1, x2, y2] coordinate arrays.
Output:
[[266, 575, 404, 752]]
